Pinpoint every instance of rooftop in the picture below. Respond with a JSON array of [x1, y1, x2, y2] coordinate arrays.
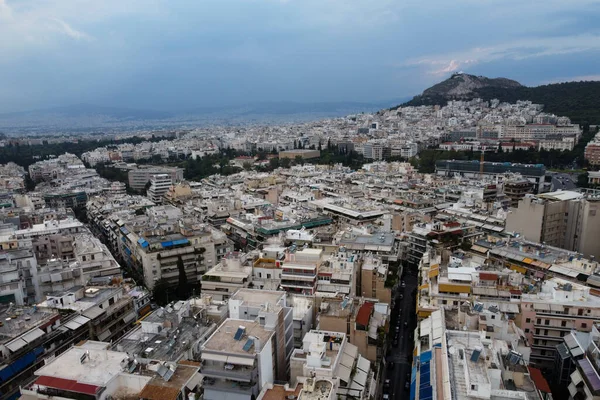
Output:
[[202, 318, 274, 355], [0, 305, 58, 345], [33, 345, 125, 386], [230, 289, 286, 308], [260, 383, 303, 400], [138, 363, 199, 400]]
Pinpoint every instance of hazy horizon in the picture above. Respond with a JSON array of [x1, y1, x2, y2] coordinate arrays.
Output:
[[1, 0, 600, 113]]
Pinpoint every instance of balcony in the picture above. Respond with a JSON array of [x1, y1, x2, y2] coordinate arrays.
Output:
[[203, 378, 258, 397], [202, 364, 257, 382], [280, 280, 315, 289], [281, 272, 315, 281]]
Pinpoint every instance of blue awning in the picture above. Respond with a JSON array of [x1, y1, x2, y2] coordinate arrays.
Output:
[[172, 239, 189, 246], [137, 238, 149, 248], [120, 227, 129, 235], [124, 247, 131, 255]]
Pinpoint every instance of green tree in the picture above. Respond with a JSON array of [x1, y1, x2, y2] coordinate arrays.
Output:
[[294, 155, 304, 165], [152, 279, 171, 306], [280, 157, 292, 168], [269, 158, 280, 170], [243, 162, 253, 171]]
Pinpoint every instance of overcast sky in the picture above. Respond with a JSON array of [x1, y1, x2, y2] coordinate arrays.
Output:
[[1, 0, 599, 112]]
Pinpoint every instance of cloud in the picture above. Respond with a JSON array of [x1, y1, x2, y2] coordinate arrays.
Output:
[[0, 0, 12, 20], [402, 34, 600, 75], [50, 18, 91, 41]]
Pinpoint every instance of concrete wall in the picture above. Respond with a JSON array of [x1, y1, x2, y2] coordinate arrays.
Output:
[[579, 200, 600, 259], [506, 197, 545, 243]]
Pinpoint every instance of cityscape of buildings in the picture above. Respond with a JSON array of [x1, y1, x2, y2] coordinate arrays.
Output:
[[0, 97, 597, 400]]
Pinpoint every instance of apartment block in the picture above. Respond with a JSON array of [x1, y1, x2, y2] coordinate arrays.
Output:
[[147, 173, 173, 204], [506, 190, 600, 259], [229, 289, 294, 381], [128, 166, 184, 191], [200, 318, 276, 400], [202, 254, 252, 301], [316, 296, 389, 363], [290, 330, 374, 400]]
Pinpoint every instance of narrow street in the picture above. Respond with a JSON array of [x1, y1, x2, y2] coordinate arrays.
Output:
[[383, 264, 418, 399]]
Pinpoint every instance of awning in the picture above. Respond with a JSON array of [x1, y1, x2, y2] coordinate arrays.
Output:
[[83, 306, 105, 320], [5, 337, 27, 353], [202, 353, 228, 362], [357, 355, 370, 373], [338, 364, 352, 383], [185, 372, 203, 390], [227, 356, 254, 366], [21, 328, 45, 343], [352, 368, 368, 388], [340, 352, 355, 369], [97, 329, 111, 341], [34, 376, 99, 396], [63, 315, 91, 331], [123, 312, 137, 324], [343, 342, 358, 359]]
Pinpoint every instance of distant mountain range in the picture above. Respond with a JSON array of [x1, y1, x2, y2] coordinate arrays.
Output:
[[0, 99, 409, 132], [397, 73, 600, 125]]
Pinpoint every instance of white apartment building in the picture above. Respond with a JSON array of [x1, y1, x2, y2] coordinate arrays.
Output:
[[201, 318, 276, 400], [147, 174, 172, 204], [229, 289, 294, 381]]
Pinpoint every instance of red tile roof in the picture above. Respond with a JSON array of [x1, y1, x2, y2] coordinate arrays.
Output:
[[34, 376, 99, 396], [356, 302, 374, 326], [528, 366, 551, 393]]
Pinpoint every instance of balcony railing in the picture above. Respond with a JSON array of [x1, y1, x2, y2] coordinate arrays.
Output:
[[201, 365, 256, 382]]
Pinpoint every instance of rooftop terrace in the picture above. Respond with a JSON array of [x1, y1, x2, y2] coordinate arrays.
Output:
[[202, 319, 273, 355]]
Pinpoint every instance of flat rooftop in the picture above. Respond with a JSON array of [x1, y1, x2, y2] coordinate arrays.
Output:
[[230, 289, 285, 307], [0, 305, 58, 344], [138, 363, 199, 400], [34, 346, 125, 386], [114, 318, 214, 362], [260, 383, 303, 400], [202, 319, 273, 355]]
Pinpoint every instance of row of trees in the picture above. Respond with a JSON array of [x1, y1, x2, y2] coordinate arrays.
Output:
[[0, 136, 164, 169]]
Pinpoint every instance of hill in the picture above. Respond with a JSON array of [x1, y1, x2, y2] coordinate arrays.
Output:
[[399, 74, 600, 125]]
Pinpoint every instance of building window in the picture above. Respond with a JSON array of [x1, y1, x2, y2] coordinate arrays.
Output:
[[525, 328, 530, 333], [526, 318, 531, 323], [545, 320, 550, 325], [109, 297, 115, 306], [561, 321, 567, 327], [582, 323, 588, 329]]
